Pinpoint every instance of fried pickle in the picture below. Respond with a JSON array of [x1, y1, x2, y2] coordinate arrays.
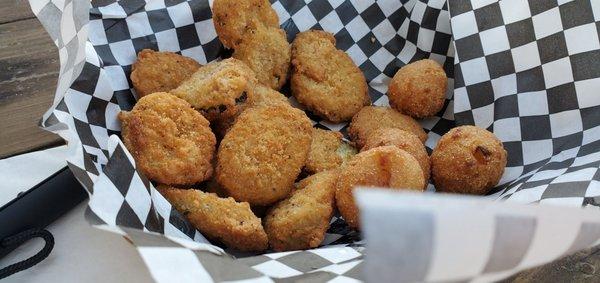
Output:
[[130, 49, 201, 98], [264, 170, 338, 251], [305, 128, 357, 174], [431, 126, 506, 195], [335, 146, 425, 229], [212, 84, 290, 139], [362, 128, 430, 183], [158, 186, 268, 251], [216, 104, 312, 205], [171, 58, 256, 122], [119, 93, 216, 185], [212, 0, 279, 49], [233, 26, 291, 90], [291, 30, 370, 123]]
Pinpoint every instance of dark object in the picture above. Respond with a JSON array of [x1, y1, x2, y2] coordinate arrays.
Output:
[[0, 229, 54, 279], [0, 166, 87, 259]]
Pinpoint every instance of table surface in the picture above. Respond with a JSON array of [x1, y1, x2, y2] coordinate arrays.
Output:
[[0, 0, 599, 281]]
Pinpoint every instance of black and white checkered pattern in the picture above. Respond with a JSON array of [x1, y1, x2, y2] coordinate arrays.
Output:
[[449, 0, 600, 205], [31, 0, 600, 281]]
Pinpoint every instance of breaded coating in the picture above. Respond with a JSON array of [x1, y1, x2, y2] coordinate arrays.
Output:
[[291, 30, 370, 123], [212, 84, 290, 139], [388, 59, 448, 118], [212, 0, 279, 49], [362, 128, 430, 183], [431, 126, 506, 195], [251, 84, 290, 107], [264, 170, 338, 251], [348, 106, 427, 148], [170, 58, 256, 122], [335, 146, 425, 229], [158, 186, 268, 251], [233, 26, 291, 90], [130, 49, 201, 98], [119, 93, 216, 185], [216, 104, 312, 205], [305, 128, 357, 174]]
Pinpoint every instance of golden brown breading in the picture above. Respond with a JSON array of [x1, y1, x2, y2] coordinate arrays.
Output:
[[291, 30, 370, 123], [216, 104, 312, 205], [388, 59, 448, 118], [362, 128, 430, 183], [212, 0, 279, 49], [130, 49, 201, 98], [170, 58, 256, 122], [251, 84, 290, 107], [431, 126, 506, 195], [233, 26, 291, 90], [305, 128, 357, 174], [348, 106, 427, 148], [211, 84, 290, 139], [119, 93, 216, 185], [264, 170, 338, 251], [157, 186, 268, 252], [335, 146, 425, 229]]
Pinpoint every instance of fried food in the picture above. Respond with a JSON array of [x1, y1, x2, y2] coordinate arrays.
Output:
[[431, 125, 506, 195], [130, 49, 201, 98], [119, 93, 216, 185], [158, 186, 268, 251], [291, 30, 370, 123], [216, 104, 312, 205], [212, 84, 290, 139], [362, 128, 430, 183], [251, 84, 289, 107], [305, 128, 357, 174], [170, 58, 256, 122], [335, 146, 425, 229], [264, 170, 338, 251], [212, 0, 279, 49], [388, 59, 448, 118], [233, 26, 291, 90], [348, 106, 427, 148]]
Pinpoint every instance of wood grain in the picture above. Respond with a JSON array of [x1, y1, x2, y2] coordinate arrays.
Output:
[[503, 246, 600, 282], [0, 0, 35, 24], [0, 17, 63, 158]]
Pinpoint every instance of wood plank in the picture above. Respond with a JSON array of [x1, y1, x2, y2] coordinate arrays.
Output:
[[504, 246, 600, 282], [0, 0, 35, 24], [0, 18, 63, 158]]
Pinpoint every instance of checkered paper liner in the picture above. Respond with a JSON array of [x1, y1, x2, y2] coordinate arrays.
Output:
[[29, 0, 600, 281]]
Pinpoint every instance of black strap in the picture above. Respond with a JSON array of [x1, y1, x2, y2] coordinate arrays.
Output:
[[0, 229, 54, 279]]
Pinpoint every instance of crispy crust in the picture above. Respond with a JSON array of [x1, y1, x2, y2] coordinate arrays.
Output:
[[264, 170, 338, 251], [212, 0, 279, 49], [212, 84, 290, 139], [348, 106, 427, 148], [170, 58, 256, 122], [157, 186, 268, 251], [130, 49, 201, 98], [233, 26, 291, 90], [216, 104, 312, 205], [431, 126, 507, 195], [335, 146, 425, 229], [291, 30, 370, 123], [305, 128, 357, 174], [362, 128, 430, 184], [388, 59, 448, 118], [119, 93, 216, 185]]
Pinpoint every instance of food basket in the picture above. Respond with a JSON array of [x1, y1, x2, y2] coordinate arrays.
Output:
[[31, 0, 600, 281]]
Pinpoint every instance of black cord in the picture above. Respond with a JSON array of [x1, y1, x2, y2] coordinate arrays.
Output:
[[0, 229, 54, 279]]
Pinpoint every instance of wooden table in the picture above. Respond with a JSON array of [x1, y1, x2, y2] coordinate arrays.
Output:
[[0, 0, 599, 281]]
